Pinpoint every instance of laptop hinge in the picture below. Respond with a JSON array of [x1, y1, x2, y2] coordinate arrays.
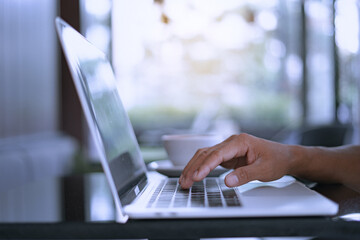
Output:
[[119, 173, 148, 206]]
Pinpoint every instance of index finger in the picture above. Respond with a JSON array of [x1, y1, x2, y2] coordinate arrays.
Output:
[[179, 146, 222, 188]]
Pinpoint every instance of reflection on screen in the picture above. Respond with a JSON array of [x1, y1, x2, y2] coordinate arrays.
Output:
[[60, 23, 146, 196]]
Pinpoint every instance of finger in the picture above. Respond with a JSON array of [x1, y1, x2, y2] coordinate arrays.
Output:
[[224, 164, 260, 187], [182, 147, 209, 177], [181, 136, 244, 189], [181, 142, 230, 187], [192, 147, 225, 180], [180, 147, 215, 189]]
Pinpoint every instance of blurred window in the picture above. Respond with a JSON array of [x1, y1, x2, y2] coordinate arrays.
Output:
[[335, 0, 360, 125], [80, 0, 360, 146], [111, 0, 303, 144]]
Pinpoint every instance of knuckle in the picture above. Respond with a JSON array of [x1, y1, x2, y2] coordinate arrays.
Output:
[[228, 133, 249, 143], [228, 134, 239, 141], [197, 147, 210, 157], [210, 149, 222, 160], [238, 133, 250, 140], [195, 147, 207, 156]]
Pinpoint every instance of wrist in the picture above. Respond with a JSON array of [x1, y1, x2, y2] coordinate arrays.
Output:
[[287, 144, 309, 178]]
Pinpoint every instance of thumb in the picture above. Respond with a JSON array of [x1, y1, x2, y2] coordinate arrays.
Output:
[[224, 165, 258, 187]]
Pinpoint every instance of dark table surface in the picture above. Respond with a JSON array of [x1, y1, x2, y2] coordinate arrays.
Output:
[[0, 173, 360, 240]]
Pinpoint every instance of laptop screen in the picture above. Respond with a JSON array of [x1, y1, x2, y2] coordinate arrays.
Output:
[[56, 19, 147, 203]]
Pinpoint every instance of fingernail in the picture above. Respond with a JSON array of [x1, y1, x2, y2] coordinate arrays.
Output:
[[226, 174, 239, 186]]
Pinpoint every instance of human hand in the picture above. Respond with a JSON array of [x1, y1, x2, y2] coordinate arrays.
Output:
[[179, 133, 293, 189]]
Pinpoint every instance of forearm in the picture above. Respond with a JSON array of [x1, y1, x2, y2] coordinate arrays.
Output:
[[288, 145, 360, 191]]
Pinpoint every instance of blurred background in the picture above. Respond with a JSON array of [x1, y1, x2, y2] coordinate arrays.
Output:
[[1, 0, 360, 222]]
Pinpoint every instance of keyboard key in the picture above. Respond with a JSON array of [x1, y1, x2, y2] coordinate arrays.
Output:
[[206, 179, 223, 207], [173, 186, 189, 208], [147, 180, 165, 208], [154, 180, 177, 208], [219, 182, 242, 207]]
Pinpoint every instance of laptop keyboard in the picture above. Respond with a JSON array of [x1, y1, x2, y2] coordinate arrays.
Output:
[[147, 178, 241, 208]]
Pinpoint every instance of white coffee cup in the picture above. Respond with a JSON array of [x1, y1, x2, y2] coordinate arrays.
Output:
[[161, 134, 224, 167]]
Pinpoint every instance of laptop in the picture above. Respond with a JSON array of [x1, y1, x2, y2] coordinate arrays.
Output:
[[55, 17, 338, 223]]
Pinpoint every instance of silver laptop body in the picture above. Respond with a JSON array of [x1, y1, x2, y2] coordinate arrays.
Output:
[[55, 17, 338, 224]]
